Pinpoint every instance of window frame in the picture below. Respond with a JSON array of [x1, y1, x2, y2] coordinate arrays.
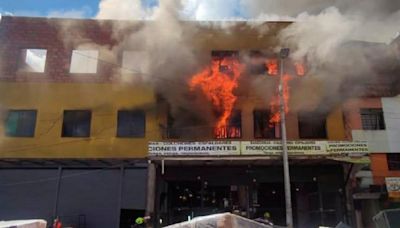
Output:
[[253, 109, 280, 139], [298, 111, 328, 139], [214, 110, 242, 139], [360, 108, 386, 130], [387, 153, 400, 171], [5, 110, 37, 137], [116, 110, 146, 138], [61, 110, 92, 138], [17, 48, 48, 73]]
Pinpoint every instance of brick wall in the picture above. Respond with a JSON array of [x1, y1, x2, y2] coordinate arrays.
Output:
[[0, 16, 119, 83]]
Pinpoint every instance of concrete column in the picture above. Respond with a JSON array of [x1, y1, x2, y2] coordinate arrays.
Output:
[[53, 166, 63, 219], [116, 166, 125, 228], [146, 162, 157, 218]]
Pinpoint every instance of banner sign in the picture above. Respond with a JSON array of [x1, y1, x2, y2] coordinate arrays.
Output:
[[385, 177, 400, 199], [241, 141, 326, 155], [148, 141, 368, 156], [326, 141, 369, 154], [148, 141, 240, 156]]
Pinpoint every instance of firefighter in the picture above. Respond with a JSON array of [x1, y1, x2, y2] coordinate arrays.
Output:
[[132, 216, 150, 228], [52, 217, 62, 228]]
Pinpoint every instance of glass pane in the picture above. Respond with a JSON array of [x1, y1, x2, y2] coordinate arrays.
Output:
[[5, 111, 19, 136], [5, 110, 36, 137], [62, 110, 91, 137], [117, 111, 145, 137]]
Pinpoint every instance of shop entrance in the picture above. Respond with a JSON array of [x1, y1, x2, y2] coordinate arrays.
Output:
[[156, 165, 345, 227]]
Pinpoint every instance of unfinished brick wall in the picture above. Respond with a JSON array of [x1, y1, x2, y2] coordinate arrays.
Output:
[[0, 16, 119, 83]]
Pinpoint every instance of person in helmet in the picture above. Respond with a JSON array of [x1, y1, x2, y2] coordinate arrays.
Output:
[[132, 216, 150, 228]]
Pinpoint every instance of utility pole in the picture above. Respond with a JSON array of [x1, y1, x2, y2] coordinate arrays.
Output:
[[279, 48, 293, 228]]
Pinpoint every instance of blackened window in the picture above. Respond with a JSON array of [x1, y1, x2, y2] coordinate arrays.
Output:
[[215, 110, 241, 139], [166, 111, 180, 139], [253, 110, 280, 139], [387, 154, 400, 170], [298, 112, 327, 139], [117, 110, 145, 137], [360, 108, 385, 130], [5, 110, 37, 137], [211, 50, 239, 73], [62, 110, 91, 137]]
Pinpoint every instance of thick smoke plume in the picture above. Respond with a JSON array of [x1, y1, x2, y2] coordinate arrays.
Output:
[[93, 0, 400, 135]]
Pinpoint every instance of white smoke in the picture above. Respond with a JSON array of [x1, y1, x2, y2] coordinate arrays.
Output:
[[96, 0, 153, 20]]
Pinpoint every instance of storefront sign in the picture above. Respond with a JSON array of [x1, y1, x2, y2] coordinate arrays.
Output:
[[149, 141, 368, 156], [241, 141, 327, 155], [148, 141, 240, 156], [326, 141, 369, 154], [385, 177, 400, 198]]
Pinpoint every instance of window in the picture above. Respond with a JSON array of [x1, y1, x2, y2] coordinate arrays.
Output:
[[211, 50, 239, 73], [253, 110, 280, 139], [387, 153, 400, 170], [69, 50, 98, 73], [62, 110, 91, 137], [117, 110, 145, 137], [18, 49, 47, 72], [5, 110, 37, 137], [121, 51, 148, 74], [360, 108, 385, 130], [248, 51, 267, 75], [298, 112, 327, 139], [166, 111, 180, 139], [215, 110, 241, 139]]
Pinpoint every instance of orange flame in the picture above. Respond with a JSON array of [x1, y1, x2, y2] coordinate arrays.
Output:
[[265, 59, 278, 76], [189, 57, 244, 138], [269, 74, 292, 124], [294, 62, 305, 76]]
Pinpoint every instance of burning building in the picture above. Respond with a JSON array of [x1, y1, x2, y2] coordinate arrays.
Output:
[[0, 15, 400, 228]]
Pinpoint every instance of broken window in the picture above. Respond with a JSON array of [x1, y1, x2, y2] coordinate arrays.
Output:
[[215, 110, 242, 139], [69, 50, 98, 74], [298, 112, 327, 139], [387, 153, 400, 170], [211, 50, 239, 73], [117, 110, 145, 137], [360, 108, 385, 130], [121, 51, 148, 74], [62, 110, 91, 137], [18, 49, 47, 72], [253, 110, 280, 139], [5, 110, 37, 137]]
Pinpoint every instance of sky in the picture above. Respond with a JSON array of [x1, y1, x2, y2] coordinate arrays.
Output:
[[0, 0, 158, 18], [0, 0, 245, 20]]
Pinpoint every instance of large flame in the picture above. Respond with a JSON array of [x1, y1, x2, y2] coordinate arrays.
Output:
[[269, 74, 292, 125], [265, 59, 278, 76], [189, 57, 243, 138], [294, 62, 305, 76], [267, 59, 306, 124]]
